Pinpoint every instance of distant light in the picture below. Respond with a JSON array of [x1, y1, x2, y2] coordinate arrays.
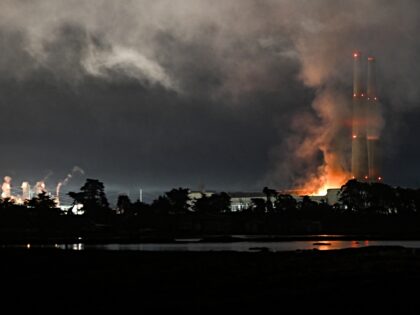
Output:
[[352, 135, 357, 139], [374, 97, 378, 101], [353, 93, 357, 97], [353, 53, 358, 58], [364, 175, 369, 180], [26, 244, 31, 249], [378, 176, 382, 181], [361, 93, 364, 97]]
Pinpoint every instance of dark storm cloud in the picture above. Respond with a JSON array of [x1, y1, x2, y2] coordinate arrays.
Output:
[[0, 0, 420, 200]]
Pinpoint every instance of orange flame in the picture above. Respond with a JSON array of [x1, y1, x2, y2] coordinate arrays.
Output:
[[295, 148, 351, 196], [281, 86, 352, 198]]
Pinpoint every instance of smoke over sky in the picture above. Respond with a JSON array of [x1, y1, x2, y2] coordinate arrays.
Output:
[[1, 0, 420, 198]]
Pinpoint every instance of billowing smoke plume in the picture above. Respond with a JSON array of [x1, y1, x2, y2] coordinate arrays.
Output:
[[35, 181, 46, 195], [283, 89, 352, 194], [21, 182, 30, 201], [82, 44, 177, 90], [1, 1, 420, 190], [56, 166, 85, 205], [1, 176, 12, 199]]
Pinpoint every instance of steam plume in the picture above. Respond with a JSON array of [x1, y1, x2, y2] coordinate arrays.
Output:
[[0, 1, 419, 190], [56, 166, 85, 205], [1, 176, 12, 199]]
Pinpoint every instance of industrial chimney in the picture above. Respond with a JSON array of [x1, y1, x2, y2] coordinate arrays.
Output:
[[367, 56, 382, 182], [351, 51, 369, 180]]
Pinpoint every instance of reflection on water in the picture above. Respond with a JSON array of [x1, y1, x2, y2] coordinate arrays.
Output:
[[84, 240, 420, 251], [4, 239, 420, 252]]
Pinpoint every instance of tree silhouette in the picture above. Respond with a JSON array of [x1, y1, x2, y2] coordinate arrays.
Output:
[[151, 196, 172, 215], [193, 192, 231, 214], [250, 198, 266, 215], [395, 187, 417, 215], [212, 192, 231, 213], [274, 194, 297, 213], [263, 187, 278, 213], [129, 199, 151, 216], [165, 188, 190, 214], [116, 194, 132, 214], [68, 179, 111, 219], [25, 192, 57, 209], [299, 196, 318, 213], [0, 197, 15, 209], [193, 193, 213, 214], [368, 183, 396, 214], [339, 180, 370, 211]]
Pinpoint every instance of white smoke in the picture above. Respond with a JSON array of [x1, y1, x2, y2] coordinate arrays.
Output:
[[1, 1, 419, 103], [1, 176, 12, 199], [82, 44, 176, 90], [35, 181, 46, 195], [56, 166, 85, 205], [21, 181, 30, 201], [0, 0, 419, 189]]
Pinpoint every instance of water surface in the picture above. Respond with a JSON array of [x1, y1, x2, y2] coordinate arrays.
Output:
[[11, 239, 420, 252]]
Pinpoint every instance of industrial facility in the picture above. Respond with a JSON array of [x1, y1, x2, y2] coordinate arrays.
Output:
[[352, 51, 382, 182], [0, 51, 382, 210]]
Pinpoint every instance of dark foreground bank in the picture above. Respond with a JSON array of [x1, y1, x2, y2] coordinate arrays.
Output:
[[1, 246, 419, 314]]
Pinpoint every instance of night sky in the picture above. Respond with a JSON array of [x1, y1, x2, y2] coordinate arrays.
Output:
[[1, 0, 420, 201]]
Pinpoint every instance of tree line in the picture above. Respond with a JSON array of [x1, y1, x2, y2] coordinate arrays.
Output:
[[1, 178, 420, 220]]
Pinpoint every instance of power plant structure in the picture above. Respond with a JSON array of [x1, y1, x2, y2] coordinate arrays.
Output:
[[351, 51, 382, 182]]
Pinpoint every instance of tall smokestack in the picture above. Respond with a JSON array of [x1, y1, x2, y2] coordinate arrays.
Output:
[[351, 51, 369, 181], [353, 51, 363, 96], [367, 57, 377, 98], [367, 56, 382, 182]]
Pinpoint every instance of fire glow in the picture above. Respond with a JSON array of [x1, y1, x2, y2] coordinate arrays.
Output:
[[292, 50, 383, 197], [293, 87, 351, 196], [296, 151, 351, 196]]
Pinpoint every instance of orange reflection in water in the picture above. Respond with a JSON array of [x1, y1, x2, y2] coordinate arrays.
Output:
[[312, 240, 369, 251], [313, 240, 347, 250]]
